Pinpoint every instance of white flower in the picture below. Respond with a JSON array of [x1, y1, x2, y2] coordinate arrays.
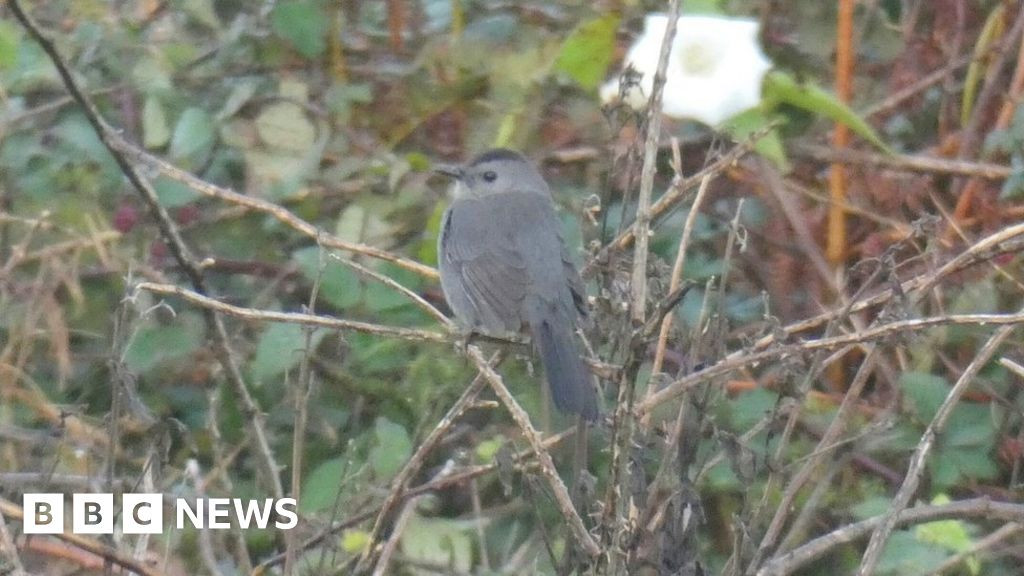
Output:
[[601, 14, 772, 126]]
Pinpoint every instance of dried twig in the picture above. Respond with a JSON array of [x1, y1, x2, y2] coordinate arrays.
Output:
[[757, 498, 1024, 576], [630, 0, 680, 324], [357, 361, 496, 573], [108, 135, 438, 280], [0, 497, 164, 576], [134, 282, 450, 343], [855, 317, 1019, 575], [464, 345, 601, 559], [7, 0, 284, 499], [794, 144, 1014, 180]]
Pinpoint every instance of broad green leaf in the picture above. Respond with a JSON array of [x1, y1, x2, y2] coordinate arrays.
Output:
[[169, 107, 215, 167], [131, 56, 173, 96], [900, 372, 949, 422], [555, 14, 620, 90], [250, 322, 325, 385], [916, 496, 976, 573], [945, 404, 995, 447], [962, 5, 1005, 128], [400, 514, 473, 571], [418, 202, 447, 266], [292, 246, 361, 309], [153, 176, 200, 208], [0, 20, 19, 70], [932, 446, 999, 487], [142, 96, 170, 149], [123, 313, 205, 374], [723, 388, 779, 430], [300, 457, 347, 514], [341, 530, 370, 554], [722, 107, 790, 171], [182, 0, 220, 29], [270, 1, 329, 58], [256, 102, 316, 152], [876, 530, 949, 575], [763, 70, 891, 153], [369, 417, 412, 479]]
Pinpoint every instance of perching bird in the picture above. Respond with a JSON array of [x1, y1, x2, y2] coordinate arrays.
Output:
[[434, 149, 598, 420]]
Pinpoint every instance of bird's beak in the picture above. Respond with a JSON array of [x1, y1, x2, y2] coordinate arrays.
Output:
[[433, 163, 464, 180]]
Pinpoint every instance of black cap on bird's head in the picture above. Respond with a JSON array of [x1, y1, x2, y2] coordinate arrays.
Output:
[[433, 149, 548, 198]]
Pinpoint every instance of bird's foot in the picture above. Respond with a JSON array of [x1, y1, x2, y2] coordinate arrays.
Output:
[[453, 328, 482, 355]]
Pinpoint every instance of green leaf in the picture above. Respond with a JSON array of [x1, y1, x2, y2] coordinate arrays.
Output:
[[256, 101, 317, 153], [300, 457, 347, 514], [722, 107, 790, 171], [723, 388, 779, 430], [763, 70, 891, 153], [369, 417, 412, 479], [0, 19, 19, 70], [181, 0, 221, 29], [292, 246, 362, 309], [876, 530, 949, 575], [945, 404, 995, 447], [169, 107, 215, 167], [142, 96, 170, 149], [916, 496, 976, 563], [153, 176, 200, 208], [901, 372, 949, 422], [270, 0, 329, 58], [400, 514, 473, 571], [341, 529, 370, 554], [250, 322, 326, 385], [123, 313, 205, 374], [932, 446, 999, 488], [555, 14, 619, 90]]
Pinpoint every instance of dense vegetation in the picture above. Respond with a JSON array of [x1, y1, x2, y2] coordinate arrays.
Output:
[[1, 1, 1023, 574]]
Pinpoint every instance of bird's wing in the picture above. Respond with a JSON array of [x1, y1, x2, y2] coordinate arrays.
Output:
[[439, 195, 533, 333]]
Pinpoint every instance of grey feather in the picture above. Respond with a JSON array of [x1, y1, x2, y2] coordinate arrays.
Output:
[[437, 149, 598, 420]]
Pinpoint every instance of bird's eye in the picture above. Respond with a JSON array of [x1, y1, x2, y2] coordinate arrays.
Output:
[[482, 171, 497, 182]]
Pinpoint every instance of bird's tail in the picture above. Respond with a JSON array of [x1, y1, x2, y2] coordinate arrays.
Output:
[[528, 306, 598, 421]]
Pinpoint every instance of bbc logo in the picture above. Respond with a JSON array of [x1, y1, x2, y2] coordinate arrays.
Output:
[[23, 493, 162, 535], [22, 493, 298, 534]]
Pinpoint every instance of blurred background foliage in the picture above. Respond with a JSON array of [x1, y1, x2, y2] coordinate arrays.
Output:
[[1, 0, 1023, 574]]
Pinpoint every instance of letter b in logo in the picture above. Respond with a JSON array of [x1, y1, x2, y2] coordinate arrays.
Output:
[[23, 494, 63, 534], [73, 494, 114, 534]]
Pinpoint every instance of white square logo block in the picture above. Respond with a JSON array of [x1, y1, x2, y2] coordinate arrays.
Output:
[[72, 493, 114, 534], [22, 494, 64, 534], [123, 493, 163, 534]]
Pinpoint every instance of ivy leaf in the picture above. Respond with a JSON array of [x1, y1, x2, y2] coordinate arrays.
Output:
[[169, 107, 215, 168], [142, 96, 170, 149], [369, 417, 412, 479], [555, 14, 620, 90], [271, 1, 329, 58], [763, 70, 891, 153]]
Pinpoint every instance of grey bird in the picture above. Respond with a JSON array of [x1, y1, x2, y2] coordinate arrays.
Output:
[[435, 149, 599, 420]]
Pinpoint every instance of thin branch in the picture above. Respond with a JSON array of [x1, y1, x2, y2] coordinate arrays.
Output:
[[637, 221, 1024, 415], [0, 497, 165, 576], [107, 134, 438, 280], [7, 0, 284, 499], [464, 345, 601, 559], [134, 282, 450, 343], [646, 173, 711, 401], [757, 498, 1024, 576], [855, 317, 1019, 575], [257, 428, 576, 571], [358, 360, 495, 573], [329, 253, 451, 327], [793, 144, 1014, 180], [747, 349, 879, 574], [630, 0, 680, 324]]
